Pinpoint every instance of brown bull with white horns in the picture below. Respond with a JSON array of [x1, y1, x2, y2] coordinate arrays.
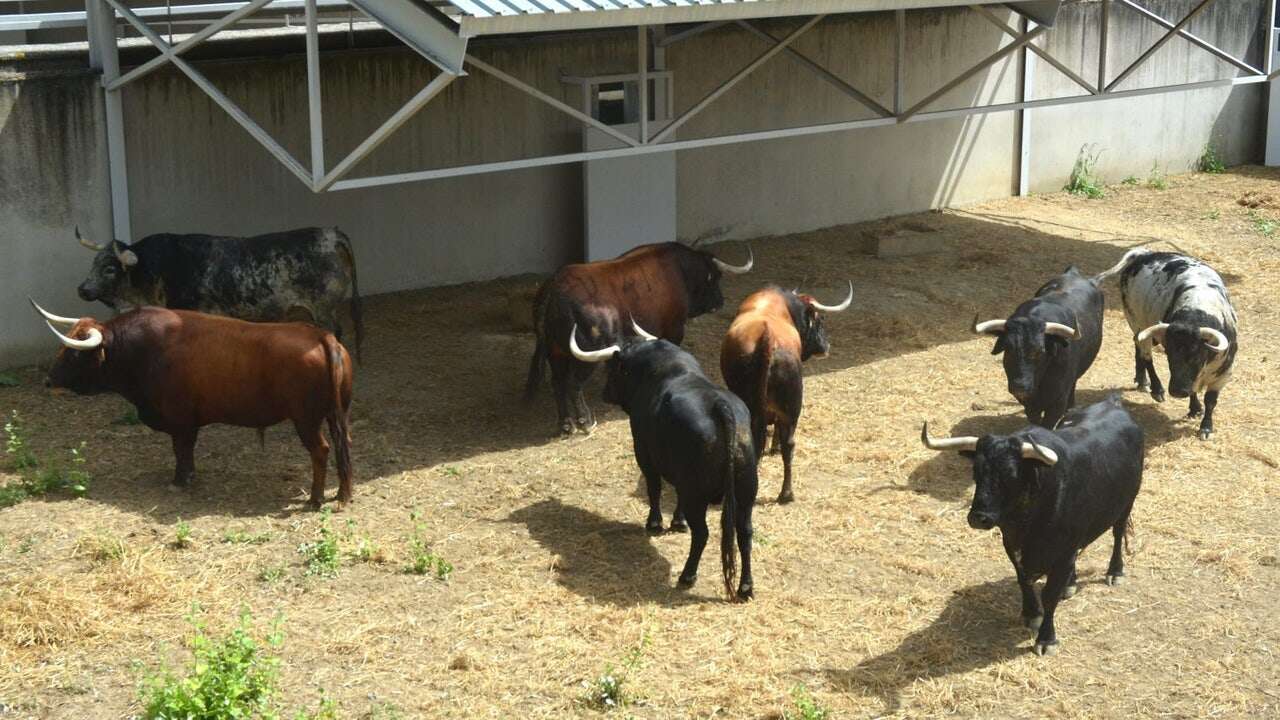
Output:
[[31, 300, 354, 508], [719, 282, 852, 503]]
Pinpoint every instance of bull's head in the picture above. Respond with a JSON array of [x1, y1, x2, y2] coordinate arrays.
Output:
[[793, 281, 853, 361], [686, 244, 753, 317], [75, 226, 139, 309], [30, 299, 111, 395], [1135, 321, 1229, 398], [973, 313, 1081, 404], [568, 318, 661, 410], [920, 422, 1058, 530]]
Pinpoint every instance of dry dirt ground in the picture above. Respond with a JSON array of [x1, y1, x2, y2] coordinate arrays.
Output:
[[2, 168, 1279, 719]]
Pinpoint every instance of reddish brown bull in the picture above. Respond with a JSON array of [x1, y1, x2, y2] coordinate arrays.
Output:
[[525, 241, 752, 435], [719, 283, 851, 503], [31, 300, 354, 508]]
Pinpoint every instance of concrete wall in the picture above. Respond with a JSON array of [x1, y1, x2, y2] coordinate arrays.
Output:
[[0, 0, 1267, 366]]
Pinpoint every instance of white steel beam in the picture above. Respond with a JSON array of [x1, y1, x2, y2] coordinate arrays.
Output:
[[1116, 0, 1261, 76], [306, 0, 325, 183], [894, 9, 905, 115], [1017, 17, 1034, 196], [651, 14, 825, 144], [108, 0, 274, 90], [657, 20, 729, 47], [737, 19, 893, 117], [103, 0, 314, 188], [87, 0, 131, 240], [328, 73, 1266, 190], [465, 54, 641, 149], [900, 23, 1046, 120], [639, 25, 649, 143], [973, 5, 1096, 94], [1105, 0, 1214, 92], [1099, 0, 1109, 91]]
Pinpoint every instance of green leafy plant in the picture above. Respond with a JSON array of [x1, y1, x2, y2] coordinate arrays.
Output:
[[297, 508, 340, 578], [1202, 209, 1221, 220], [1198, 142, 1226, 173], [65, 443, 91, 497], [258, 565, 286, 583], [1248, 210, 1277, 238], [173, 519, 193, 550], [77, 532, 126, 564], [1121, 175, 1140, 186], [0, 373, 19, 388], [1, 419, 91, 507], [223, 529, 272, 545], [783, 685, 830, 720], [581, 632, 649, 711], [113, 407, 143, 426], [5, 411, 37, 471], [404, 511, 452, 580], [1146, 162, 1168, 190], [1064, 145, 1105, 199]]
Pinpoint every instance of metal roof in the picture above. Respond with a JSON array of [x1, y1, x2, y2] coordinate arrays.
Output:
[[439, 0, 1060, 37]]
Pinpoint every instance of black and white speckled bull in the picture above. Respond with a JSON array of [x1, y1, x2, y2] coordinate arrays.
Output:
[[1095, 248, 1238, 439], [75, 226, 364, 361]]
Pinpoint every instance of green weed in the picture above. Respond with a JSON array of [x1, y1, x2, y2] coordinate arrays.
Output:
[[404, 511, 452, 580], [1064, 145, 1105, 199], [173, 519, 193, 550], [113, 407, 143, 426], [77, 532, 126, 564], [1, 417, 91, 506], [0, 373, 18, 388], [581, 632, 649, 711], [223, 529, 272, 545], [1121, 175, 1139, 186], [5, 411, 37, 471], [297, 508, 340, 578], [1198, 142, 1226, 173], [258, 565, 286, 583], [1146, 162, 1168, 190], [1248, 210, 1277, 238], [1202, 209, 1221, 221], [783, 685, 830, 720]]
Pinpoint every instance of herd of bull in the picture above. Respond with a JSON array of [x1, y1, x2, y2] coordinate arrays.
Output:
[[27, 226, 1240, 657]]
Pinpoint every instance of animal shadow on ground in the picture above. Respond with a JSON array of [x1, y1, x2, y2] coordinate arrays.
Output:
[[906, 392, 1180, 502], [822, 578, 1026, 714], [507, 498, 710, 607]]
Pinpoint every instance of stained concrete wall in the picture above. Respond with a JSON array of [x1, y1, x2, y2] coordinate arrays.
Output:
[[0, 0, 1267, 366]]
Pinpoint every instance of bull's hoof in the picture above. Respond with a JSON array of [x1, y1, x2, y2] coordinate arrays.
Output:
[[1105, 572, 1125, 586], [1061, 583, 1078, 600], [1135, 380, 1149, 391], [735, 584, 754, 602], [668, 520, 688, 533], [1150, 389, 1166, 403], [1198, 428, 1213, 441], [308, 498, 325, 511], [1023, 614, 1043, 633], [1187, 408, 1203, 419], [677, 572, 697, 588], [776, 491, 795, 505], [576, 419, 597, 434], [558, 422, 575, 436], [645, 518, 665, 536], [1032, 640, 1059, 657]]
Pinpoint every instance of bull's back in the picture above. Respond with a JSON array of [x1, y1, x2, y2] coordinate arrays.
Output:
[[547, 251, 690, 344], [720, 308, 800, 419], [1029, 274, 1104, 377], [1048, 402, 1143, 544], [1119, 252, 1235, 331]]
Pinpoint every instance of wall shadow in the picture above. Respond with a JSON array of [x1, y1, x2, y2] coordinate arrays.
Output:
[[822, 578, 1026, 714], [505, 498, 710, 608]]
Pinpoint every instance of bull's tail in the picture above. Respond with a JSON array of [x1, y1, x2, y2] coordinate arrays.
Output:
[[322, 335, 354, 501], [714, 400, 739, 601], [1123, 516, 1135, 556], [1093, 246, 1149, 285], [751, 329, 774, 459], [524, 281, 552, 402], [335, 228, 365, 364]]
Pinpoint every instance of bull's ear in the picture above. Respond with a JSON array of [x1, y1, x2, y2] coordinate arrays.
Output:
[[990, 335, 1006, 355], [118, 249, 139, 267]]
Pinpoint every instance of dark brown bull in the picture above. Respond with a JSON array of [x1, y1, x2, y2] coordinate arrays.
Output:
[[31, 300, 354, 508], [525, 241, 752, 435], [719, 283, 851, 503]]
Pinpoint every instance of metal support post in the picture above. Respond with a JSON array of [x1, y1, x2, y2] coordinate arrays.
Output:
[[1016, 17, 1035, 196], [306, 0, 325, 183], [87, 0, 131, 240], [639, 25, 649, 143]]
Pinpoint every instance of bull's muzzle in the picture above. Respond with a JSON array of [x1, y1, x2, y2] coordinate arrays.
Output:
[[967, 511, 997, 530]]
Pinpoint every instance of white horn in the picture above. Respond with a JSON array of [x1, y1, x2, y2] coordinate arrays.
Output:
[[1021, 441, 1058, 466], [920, 422, 979, 452], [630, 317, 658, 341], [1199, 327, 1229, 353], [29, 298, 80, 327], [75, 225, 106, 252], [568, 324, 620, 363], [1136, 323, 1169, 346], [711, 246, 753, 275], [972, 315, 1006, 335], [1044, 322, 1081, 340], [809, 281, 854, 313], [44, 321, 102, 351]]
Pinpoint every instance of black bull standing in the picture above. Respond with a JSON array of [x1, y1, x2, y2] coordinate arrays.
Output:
[[569, 320, 758, 602], [921, 396, 1144, 656], [971, 265, 1104, 428], [74, 225, 364, 361]]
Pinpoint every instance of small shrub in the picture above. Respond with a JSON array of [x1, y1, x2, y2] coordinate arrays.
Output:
[[77, 533, 126, 564], [1198, 142, 1226, 173], [404, 511, 452, 580], [297, 508, 340, 578], [0, 373, 19, 388], [173, 519, 193, 550], [138, 608, 284, 720], [5, 411, 37, 472], [1248, 210, 1277, 238], [65, 443, 91, 497], [1121, 175, 1140, 186], [258, 565, 286, 583], [1064, 145, 1105, 199], [113, 408, 143, 426], [0, 421, 90, 506], [1146, 162, 1168, 190], [783, 685, 830, 720], [581, 632, 649, 711], [223, 529, 272, 545], [1202, 209, 1221, 221]]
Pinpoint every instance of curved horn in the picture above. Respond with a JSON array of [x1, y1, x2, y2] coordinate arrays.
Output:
[[44, 321, 102, 351], [568, 324, 620, 363], [920, 422, 979, 452], [972, 315, 1006, 335], [75, 225, 106, 252], [808, 281, 854, 313], [1199, 326, 1229, 353], [1044, 322, 1081, 340], [29, 298, 80, 327], [1136, 323, 1169, 346], [1021, 441, 1058, 466], [711, 246, 753, 275], [630, 317, 658, 341]]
